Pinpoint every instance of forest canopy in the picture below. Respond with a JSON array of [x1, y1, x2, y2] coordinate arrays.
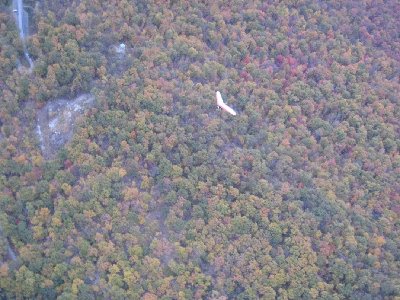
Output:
[[0, 0, 399, 299]]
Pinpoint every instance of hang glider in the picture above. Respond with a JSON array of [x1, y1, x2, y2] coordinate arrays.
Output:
[[216, 91, 237, 116]]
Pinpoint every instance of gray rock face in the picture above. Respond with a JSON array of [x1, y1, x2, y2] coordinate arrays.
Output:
[[36, 94, 95, 158]]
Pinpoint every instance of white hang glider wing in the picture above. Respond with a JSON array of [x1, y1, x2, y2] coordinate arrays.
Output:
[[216, 91, 237, 116]]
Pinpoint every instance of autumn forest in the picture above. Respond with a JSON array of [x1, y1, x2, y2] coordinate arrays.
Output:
[[0, 0, 399, 299]]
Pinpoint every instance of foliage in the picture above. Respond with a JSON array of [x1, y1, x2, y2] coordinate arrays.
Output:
[[0, 0, 399, 298]]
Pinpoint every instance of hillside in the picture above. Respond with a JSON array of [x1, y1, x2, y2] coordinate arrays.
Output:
[[0, 0, 399, 299]]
